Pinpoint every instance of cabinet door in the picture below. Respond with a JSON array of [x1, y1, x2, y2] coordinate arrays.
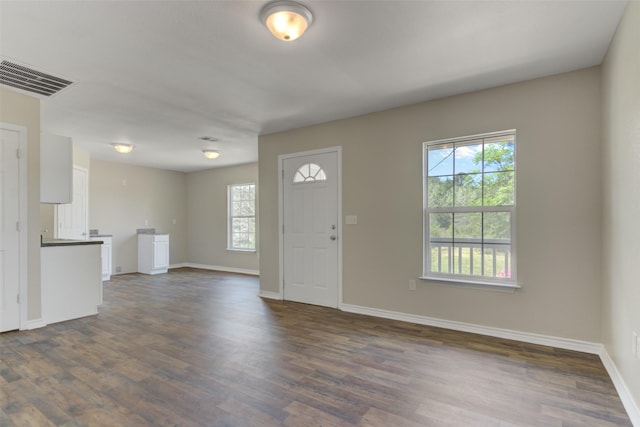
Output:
[[41, 133, 72, 204], [104, 244, 112, 277], [101, 244, 110, 276], [153, 241, 169, 269]]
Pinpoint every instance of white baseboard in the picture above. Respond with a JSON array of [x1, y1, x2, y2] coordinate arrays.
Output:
[[24, 318, 46, 330], [258, 290, 282, 300], [169, 262, 189, 269], [599, 348, 640, 427], [340, 303, 602, 354], [341, 303, 639, 424], [173, 262, 259, 276]]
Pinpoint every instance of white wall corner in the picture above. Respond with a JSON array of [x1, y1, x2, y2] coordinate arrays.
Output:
[[24, 318, 46, 330], [169, 262, 189, 269], [258, 290, 282, 300], [599, 348, 640, 427]]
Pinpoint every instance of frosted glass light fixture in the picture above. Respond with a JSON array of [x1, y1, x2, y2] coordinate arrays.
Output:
[[260, 1, 313, 41], [112, 143, 133, 154], [203, 149, 220, 159]]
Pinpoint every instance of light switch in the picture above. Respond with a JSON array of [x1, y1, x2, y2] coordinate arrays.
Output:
[[345, 215, 358, 225]]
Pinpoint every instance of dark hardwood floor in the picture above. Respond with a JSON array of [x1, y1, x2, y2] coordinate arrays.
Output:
[[0, 268, 632, 426]]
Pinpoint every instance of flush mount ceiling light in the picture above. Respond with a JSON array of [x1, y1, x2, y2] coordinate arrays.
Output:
[[112, 143, 133, 154], [198, 136, 219, 142], [203, 149, 220, 159], [260, 0, 314, 41]]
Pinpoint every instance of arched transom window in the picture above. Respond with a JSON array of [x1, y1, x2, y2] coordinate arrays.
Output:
[[293, 163, 327, 183]]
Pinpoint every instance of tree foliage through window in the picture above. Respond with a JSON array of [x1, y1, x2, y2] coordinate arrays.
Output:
[[424, 131, 516, 283]]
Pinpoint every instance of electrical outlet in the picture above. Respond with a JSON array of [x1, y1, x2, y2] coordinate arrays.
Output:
[[409, 279, 416, 291], [115, 266, 122, 273]]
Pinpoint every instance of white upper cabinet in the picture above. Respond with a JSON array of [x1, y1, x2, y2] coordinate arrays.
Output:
[[41, 133, 72, 204]]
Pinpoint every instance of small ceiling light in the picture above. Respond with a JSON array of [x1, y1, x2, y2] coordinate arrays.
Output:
[[203, 149, 220, 159], [112, 143, 133, 154], [260, 1, 313, 41]]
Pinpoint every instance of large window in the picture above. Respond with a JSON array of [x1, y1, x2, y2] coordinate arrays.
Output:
[[228, 183, 256, 251], [423, 130, 517, 287]]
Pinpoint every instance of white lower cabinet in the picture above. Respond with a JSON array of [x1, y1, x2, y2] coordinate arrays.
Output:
[[138, 233, 169, 275], [90, 236, 112, 282], [42, 244, 101, 324]]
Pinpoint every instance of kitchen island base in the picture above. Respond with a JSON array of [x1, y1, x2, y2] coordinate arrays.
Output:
[[42, 242, 102, 325]]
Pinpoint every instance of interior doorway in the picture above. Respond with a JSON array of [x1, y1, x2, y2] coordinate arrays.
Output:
[[56, 166, 88, 240], [0, 124, 27, 332]]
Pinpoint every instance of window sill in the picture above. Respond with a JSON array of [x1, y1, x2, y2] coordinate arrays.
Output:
[[420, 275, 521, 291], [226, 248, 257, 254]]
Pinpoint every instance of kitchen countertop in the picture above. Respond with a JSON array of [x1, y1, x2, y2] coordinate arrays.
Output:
[[137, 228, 168, 235], [89, 229, 112, 238], [42, 238, 104, 247]]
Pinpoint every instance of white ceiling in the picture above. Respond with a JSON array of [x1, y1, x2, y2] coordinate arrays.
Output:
[[0, 0, 627, 172]]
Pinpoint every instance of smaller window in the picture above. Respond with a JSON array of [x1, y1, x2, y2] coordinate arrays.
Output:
[[293, 163, 327, 183], [228, 183, 256, 251]]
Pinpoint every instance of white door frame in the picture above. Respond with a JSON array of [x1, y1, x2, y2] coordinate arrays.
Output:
[[278, 146, 343, 308], [0, 123, 29, 330], [55, 165, 89, 240]]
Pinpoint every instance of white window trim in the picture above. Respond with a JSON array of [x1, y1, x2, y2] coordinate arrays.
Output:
[[226, 248, 257, 253], [227, 182, 256, 252], [422, 129, 519, 288], [293, 162, 327, 183]]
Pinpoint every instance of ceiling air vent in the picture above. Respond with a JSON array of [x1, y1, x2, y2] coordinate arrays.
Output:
[[0, 60, 73, 97]]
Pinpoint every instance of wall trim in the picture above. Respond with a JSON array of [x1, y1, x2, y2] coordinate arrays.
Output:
[[341, 303, 638, 424], [599, 347, 640, 427], [169, 262, 189, 269], [1, 123, 29, 332], [341, 303, 602, 354], [258, 290, 282, 300], [25, 318, 46, 330], [171, 262, 259, 276]]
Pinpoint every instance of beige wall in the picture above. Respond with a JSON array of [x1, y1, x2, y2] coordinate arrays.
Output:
[[602, 0, 640, 407], [186, 163, 259, 272], [0, 88, 41, 320], [89, 160, 259, 275], [259, 67, 603, 342], [89, 160, 188, 274], [40, 145, 91, 239]]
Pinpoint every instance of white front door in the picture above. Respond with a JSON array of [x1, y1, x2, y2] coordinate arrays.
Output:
[[56, 166, 88, 240], [0, 128, 21, 332], [282, 149, 340, 308]]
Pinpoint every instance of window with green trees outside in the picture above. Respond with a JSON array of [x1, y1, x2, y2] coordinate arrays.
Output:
[[423, 130, 517, 287]]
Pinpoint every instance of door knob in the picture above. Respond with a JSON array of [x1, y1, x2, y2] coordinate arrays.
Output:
[[330, 235, 337, 241]]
